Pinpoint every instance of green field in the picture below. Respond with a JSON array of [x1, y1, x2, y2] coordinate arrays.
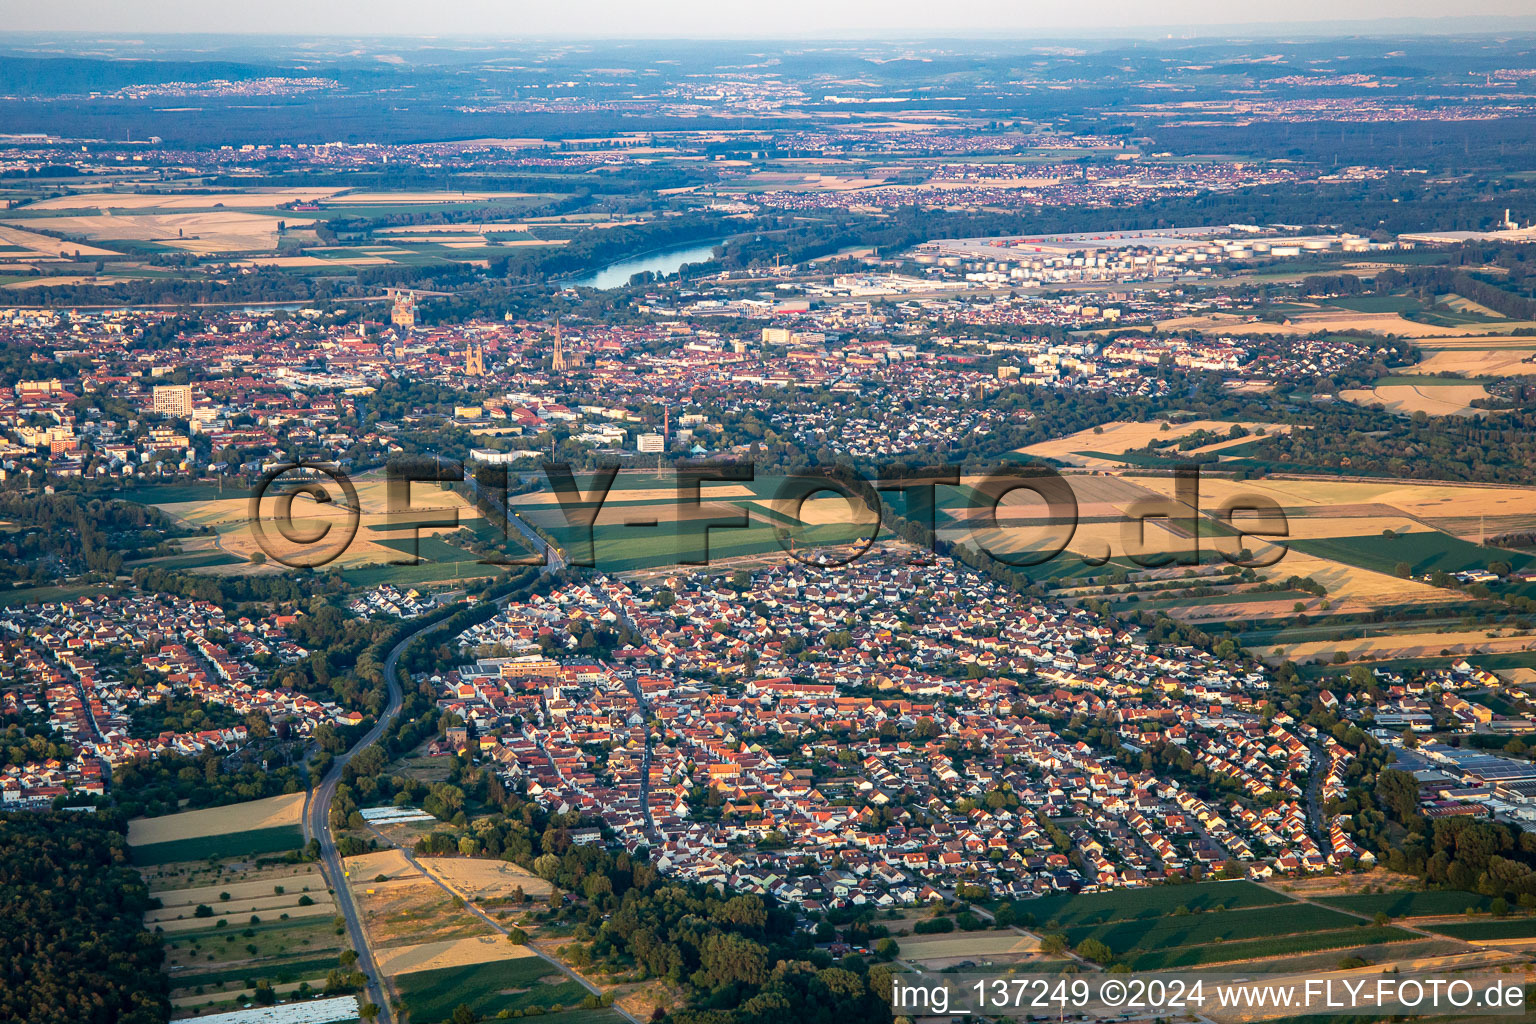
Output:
[[1020, 880, 1290, 928], [165, 951, 343, 990], [1128, 925, 1416, 970], [1315, 890, 1495, 918], [0, 583, 111, 609], [113, 482, 235, 504], [373, 535, 483, 563], [530, 516, 869, 572], [1428, 917, 1536, 940], [1292, 532, 1536, 580], [339, 561, 507, 587], [1063, 903, 1361, 954], [394, 959, 590, 1022], [129, 824, 305, 866], [1325, 295, 1424, 314]]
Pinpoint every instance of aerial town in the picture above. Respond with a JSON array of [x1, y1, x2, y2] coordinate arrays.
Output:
[[4, 21, 1536, 1024]]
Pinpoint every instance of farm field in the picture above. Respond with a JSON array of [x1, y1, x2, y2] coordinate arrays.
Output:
[[898, 931, 1040, 963], [1274, 628, 1536, 665], [1291, 531, 1536, 579], [393, 958, 591, 1023], [1428, 918, 1536, 940], [128, 792, 307, 864], [1127, 925, 1417, 970], [1339, 382, 1490, 417], [128, 792, 305, 846], [374, 934, 537, 975], [130, 825, 307, 866], [416, 855, 554, 901], [1015, 873, 1428, 972], [3, 211, 313, 254], [20, 188, 342, 211], [346, 851, 498, 950], [149, 473, 500, 579], [1401, 336, 1536, 377], [1314, 890, 1496, 918], [145, 856, 346, 1015], [1015, 419, 1288, 469], [1021, 879, 1290, 928], [0, 222, 122, 259]]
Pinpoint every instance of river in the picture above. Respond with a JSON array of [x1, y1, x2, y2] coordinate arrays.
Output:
[[568, 240, 720, 289]]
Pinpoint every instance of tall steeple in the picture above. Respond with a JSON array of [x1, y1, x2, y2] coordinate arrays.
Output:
[[551, 317, 567, 373]]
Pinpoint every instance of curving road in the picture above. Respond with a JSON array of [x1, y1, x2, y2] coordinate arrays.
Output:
[[302, 620, 424, 1024], [302, 530, 561, 1024]]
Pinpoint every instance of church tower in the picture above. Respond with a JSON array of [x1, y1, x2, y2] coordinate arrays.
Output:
[[551, 318, 567, 373], [465, 339, 485, 377]]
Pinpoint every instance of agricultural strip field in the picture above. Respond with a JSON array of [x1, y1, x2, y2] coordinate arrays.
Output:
[[1428, 918, 1536, 940], [147, 859, 347, 1014], [1291, 533, 1536, 579], [128, 792, 307, 865], [1021, 879, 1290, 927], [1061, 903, 1362, 952], [130, 824, 306, 866], [1314, 891, 1495, 917], [1127, 925, 1417, 970], [393, 958, 591, 1023]]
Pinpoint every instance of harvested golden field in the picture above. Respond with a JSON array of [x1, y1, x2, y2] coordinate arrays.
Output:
[[900, 932, 1040, 962], [376, 935, 535, 976], [24, 188, 341, 211], [765, 493, 881, 527], [1339, 383, 1489, 417], [5, 211, 311, 254], [1018, 419, 1286, 468], [1409, 349, 1536, 377], [128, 792, 305, 846], [1257, 550, 1453, 605], [344, 848, 420, 881], [416, 856, 553, 901], [1179, 310, 1471, 337], [1276, 628, 1536, 665], [155, 479, 480, 569], [351, 874, 495, 948], [1149, 476, 1536, 520], [0, 223, 121, 258], [323, 190, 535, 204], [1439, 293, 1506, 318]]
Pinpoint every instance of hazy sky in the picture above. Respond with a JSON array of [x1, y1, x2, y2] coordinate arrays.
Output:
[[8, 0, 1536, 38]]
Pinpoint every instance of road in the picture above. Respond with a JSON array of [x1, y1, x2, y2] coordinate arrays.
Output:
[[302, 523, 562, 1023], [302, 620, 423, 1024]]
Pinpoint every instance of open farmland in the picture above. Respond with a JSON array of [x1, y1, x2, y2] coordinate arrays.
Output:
[[416, 855, 554, 901], [145, 859, 346, 1015], [1339, 382, 1491, 417], [1315, 890, 1496, 918], [21, 188, 342, 211], [899, 931, 1041, 964], [128, 793, 306, 864], [393, 958, 591, 1023], [3, 211, 313, 254], [1023, 880, 1290, 927], [375, 934, 537, 975], [1016, 419, 1290, 469], [1404, 337, 1536, 377], [152, 474, 495, 579], [0, 223, 122, 259], [1127, 925, 1417, 970]]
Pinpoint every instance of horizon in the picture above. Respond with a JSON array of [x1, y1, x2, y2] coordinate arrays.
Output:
[[5, 4, 1536, 41]]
